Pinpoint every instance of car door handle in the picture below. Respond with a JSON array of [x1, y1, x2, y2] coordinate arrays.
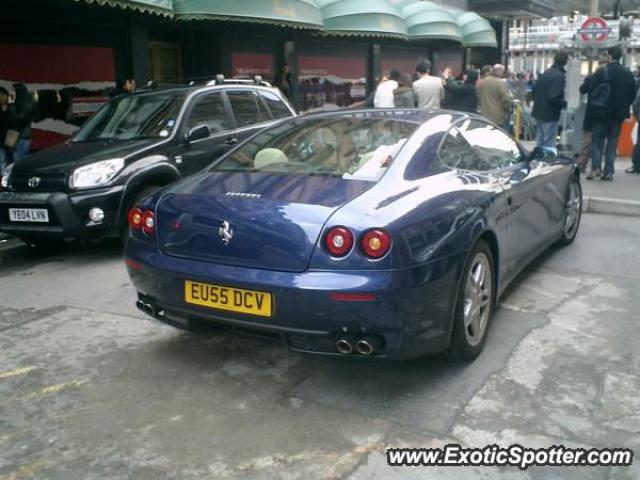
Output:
[[224, 137, 238, 147]]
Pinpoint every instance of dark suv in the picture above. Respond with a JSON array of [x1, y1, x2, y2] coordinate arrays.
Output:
[[0, 78, 295, 245]]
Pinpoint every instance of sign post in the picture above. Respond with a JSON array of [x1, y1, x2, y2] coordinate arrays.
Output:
[[578, 17, 610, 74], [578, 17, 611, 43]]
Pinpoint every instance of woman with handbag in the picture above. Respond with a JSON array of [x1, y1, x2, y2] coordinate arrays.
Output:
[[6, 83, 35, 163]]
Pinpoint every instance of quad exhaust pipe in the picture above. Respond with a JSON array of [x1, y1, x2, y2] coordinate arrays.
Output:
[[335, 338, 354, 355], [336, 335, 383, 356], [355, 339, 374, 356], [136, 299, 157, 318]]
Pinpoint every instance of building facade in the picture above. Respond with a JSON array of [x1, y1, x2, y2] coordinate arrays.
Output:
[[1, 0, 501, 151], [509, 15, 640, 74]]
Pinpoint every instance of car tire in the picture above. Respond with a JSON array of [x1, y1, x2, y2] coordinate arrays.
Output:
[[558, 175, 582, 246], [448, 239, 495, 362], [120, 185, 161, 244]]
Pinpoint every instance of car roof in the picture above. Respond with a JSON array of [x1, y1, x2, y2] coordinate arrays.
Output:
[[293, 108, 469, 124], [130, 83, 282, 98]]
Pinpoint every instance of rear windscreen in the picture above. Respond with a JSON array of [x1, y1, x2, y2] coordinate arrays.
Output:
[[212, 117, 418, 182]]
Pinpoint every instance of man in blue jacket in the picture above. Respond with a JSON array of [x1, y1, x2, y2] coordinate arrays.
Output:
[[532, 52, 568, 152], [587, 46, 636, 181]]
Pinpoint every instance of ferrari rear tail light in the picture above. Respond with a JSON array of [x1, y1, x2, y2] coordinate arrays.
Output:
[[141, 210, 156, 235], [325, 227, 354, 257], [362, 229, 391, 259], [128, 207, 143, 230]]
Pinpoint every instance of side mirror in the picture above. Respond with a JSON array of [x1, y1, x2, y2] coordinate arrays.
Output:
[[528, 146, 558, 162], [187, 124, 211, 143]]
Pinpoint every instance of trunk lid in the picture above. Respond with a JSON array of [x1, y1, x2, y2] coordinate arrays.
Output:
[[157, 171, 373, 272]]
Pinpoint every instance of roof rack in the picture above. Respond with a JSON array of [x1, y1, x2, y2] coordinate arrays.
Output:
[[135, 75, 272, 92], [137, 80, 192, 91], [206, 75, 272, 88]]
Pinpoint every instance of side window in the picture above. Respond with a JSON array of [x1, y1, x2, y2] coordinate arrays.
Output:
[[438, 127, 479, 170], [227, 90, 268, 128], [185, 93, 229, 133], [459, 120, 523, 170], [258, 90, 293, 119]]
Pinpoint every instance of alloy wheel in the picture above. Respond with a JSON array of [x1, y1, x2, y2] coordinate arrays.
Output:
[[463, 252, 493, 347], [564, 179, 582, 239]]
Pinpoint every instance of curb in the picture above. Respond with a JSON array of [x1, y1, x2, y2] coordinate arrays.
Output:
[[584, 196, 640, 217]]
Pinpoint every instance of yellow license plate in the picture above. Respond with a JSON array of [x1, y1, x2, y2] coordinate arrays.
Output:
[[185, 280, 273, 318]]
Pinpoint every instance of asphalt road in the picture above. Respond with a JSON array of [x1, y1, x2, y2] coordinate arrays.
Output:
[[0, 214, 639, 479]]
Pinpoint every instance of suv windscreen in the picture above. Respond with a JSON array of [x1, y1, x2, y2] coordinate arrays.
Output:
[[212, 118, 418, 181], [72, 92, 186, 142]]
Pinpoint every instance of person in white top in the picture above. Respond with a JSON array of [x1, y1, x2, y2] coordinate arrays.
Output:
[[374, 70, 401, 108], [413, 59, 445, 109]]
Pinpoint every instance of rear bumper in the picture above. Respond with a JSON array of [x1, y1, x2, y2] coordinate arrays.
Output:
[[125, 237, 465, 359], [0, 187, 124, 239]]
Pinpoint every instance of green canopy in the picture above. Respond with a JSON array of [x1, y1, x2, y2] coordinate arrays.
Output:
[[401, 1, 463, 43], [73, 0, 498, 48], [458, 12, 498, 47], [73, 0, 173, 16], [173, 0, 324, 29], [317, 0, 408, 39]]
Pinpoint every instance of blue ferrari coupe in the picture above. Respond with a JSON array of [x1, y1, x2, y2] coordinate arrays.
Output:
[[124, 110, 582, 361]]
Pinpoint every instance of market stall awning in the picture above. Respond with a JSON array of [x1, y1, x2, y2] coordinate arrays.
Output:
[[317, 0, 408, 39], [173, 0, 324, 29], [401, 1, 463, 43], [458, 12, 498, 47], [73, 0, 174, 16]]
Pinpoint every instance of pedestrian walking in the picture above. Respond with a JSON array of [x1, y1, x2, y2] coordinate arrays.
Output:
[[627, 87, 640, 174], [413, 59, 444, 109], [0, 86, 12, 172], [532, 51, 569, 152], [444, 69, 479, 114], [577, 58, 608, 172], [587, 46, 636, 181], [6, 83, 35, 163], [393, 74, 416, 108], [110, 78, 136, 98], [479, 65, 492, 81], [274, 63, 293, 101], [374, 69, 401, 108], [477, 64, 512, 128]]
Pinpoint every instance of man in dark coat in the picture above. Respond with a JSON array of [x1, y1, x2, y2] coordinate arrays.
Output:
[[587, 46, 637, 181], [532, 51, 568, 151], [577, 59, 608, 172], [445, 69, 479, 114]]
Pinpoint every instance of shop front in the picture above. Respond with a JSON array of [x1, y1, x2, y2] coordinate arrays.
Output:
[[0, 0, 499, 151], [298, 40, 369, 112]]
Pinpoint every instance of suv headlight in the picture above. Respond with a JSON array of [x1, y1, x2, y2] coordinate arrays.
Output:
[[1, 164, 12, 189], [70, 158, 125, 189]]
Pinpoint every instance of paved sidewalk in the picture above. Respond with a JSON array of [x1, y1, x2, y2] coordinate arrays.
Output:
[[582, 157, 639, 203], [523, 140, 639, 215], [580, 158, 640, 217]]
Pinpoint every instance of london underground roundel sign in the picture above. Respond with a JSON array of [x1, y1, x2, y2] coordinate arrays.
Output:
[[579, 17, 611, 43]]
